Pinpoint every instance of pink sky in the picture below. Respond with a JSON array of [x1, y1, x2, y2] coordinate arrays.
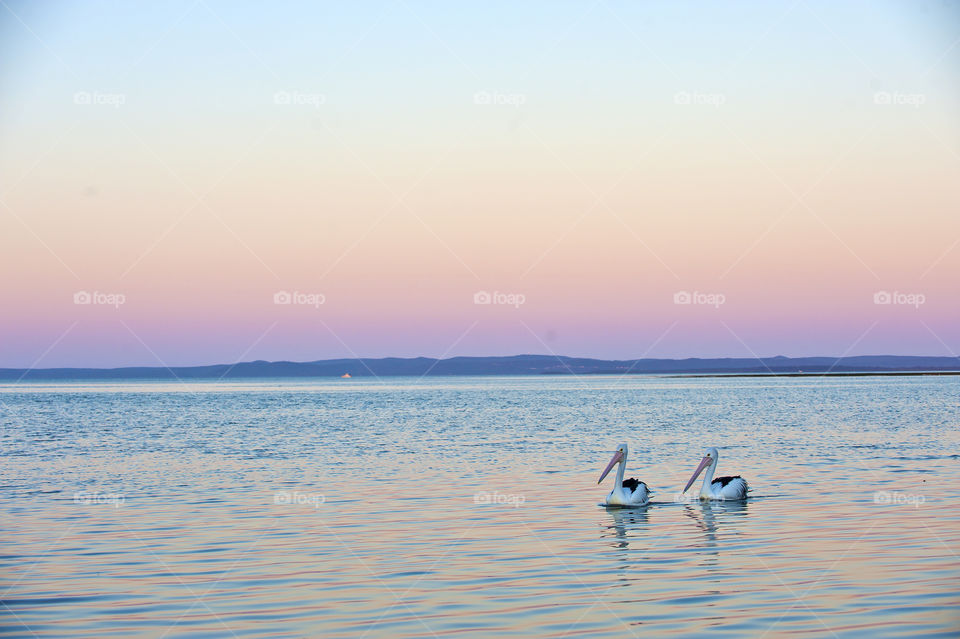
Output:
[[1, 1, 958, 367]]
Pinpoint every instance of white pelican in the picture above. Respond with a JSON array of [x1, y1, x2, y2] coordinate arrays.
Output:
[[682, 447, 748, 500], [597, 443, 650, 507]]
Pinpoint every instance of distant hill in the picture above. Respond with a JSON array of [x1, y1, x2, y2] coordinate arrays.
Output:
[[1, 354, 959, 380]]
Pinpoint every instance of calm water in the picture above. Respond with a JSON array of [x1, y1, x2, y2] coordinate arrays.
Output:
[[1, 376, 958, 638]]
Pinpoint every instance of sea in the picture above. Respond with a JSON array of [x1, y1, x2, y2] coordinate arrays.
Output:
[[2, 375, 958, 637]]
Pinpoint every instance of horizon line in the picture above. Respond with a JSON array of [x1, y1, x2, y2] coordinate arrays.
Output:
[[2, 352, 960, 376]]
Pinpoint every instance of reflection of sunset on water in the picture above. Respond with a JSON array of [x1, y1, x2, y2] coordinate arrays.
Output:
[[3, 376, 957, 636]]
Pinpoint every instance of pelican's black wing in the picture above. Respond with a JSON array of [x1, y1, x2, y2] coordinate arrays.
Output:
[[622, 478, 644, 492], [713, 475, 742, 487]]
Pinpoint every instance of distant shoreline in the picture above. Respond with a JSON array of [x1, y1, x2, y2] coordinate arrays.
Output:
[[1, 354, 959, 381], [668, 370, 960, 379]]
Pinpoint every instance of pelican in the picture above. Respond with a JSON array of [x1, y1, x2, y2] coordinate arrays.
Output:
[[682, 447, 748, 500], [597, 443, 650, 507]]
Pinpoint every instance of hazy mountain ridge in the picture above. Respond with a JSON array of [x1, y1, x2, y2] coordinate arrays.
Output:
[[2, 354, 959, 380]]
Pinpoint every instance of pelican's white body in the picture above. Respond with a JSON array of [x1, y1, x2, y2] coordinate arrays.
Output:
[[599, 443, 650, 507], [688, 447, 749, 501], [698, 476, 748, 500], [605, 479, 650, 507]]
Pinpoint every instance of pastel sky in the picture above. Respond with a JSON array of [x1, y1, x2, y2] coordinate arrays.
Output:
[[1, 1, 958, 368]]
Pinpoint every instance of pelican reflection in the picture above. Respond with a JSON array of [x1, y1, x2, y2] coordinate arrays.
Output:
[[602, 505, 650, 550], [684, 499, 750, 564]]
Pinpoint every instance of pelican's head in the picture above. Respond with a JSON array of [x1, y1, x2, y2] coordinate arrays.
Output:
[[598, 443, 628, 484], [683, 447, 719, 493]]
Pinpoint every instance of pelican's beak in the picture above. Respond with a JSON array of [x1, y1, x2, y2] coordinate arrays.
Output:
[[683, 456, 712, 493], [598, 450, 624, 484]]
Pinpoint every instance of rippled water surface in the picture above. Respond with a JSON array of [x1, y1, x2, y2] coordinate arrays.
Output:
[[2, 376, 958, 637]]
